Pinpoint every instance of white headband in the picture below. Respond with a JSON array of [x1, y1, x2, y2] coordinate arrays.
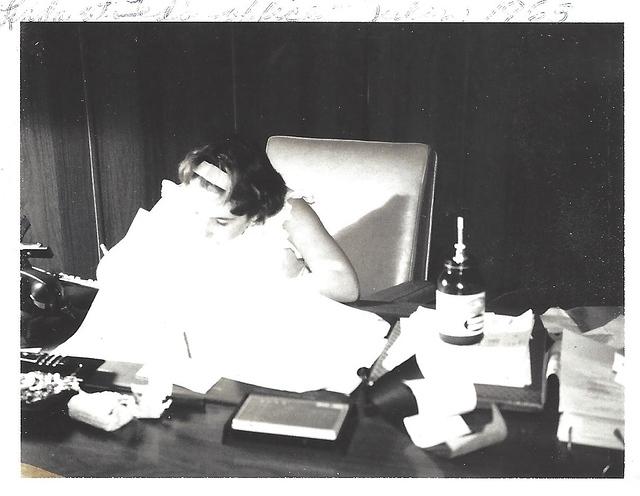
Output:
[[193, 161, 232, 191]]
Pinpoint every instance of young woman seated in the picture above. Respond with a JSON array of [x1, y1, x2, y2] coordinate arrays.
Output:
[[170, 136, 359, 303], [55, 137, 386, 391]]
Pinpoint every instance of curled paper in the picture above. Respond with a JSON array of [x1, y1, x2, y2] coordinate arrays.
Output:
[[404, 413, 471, 449], [68, 391, 134, 432], [404, 378, 477, 418], [428, 404, 508, 458], [401, 377, 479, 449]]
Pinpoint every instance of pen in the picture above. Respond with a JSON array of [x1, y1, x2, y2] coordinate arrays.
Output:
[[183, 331, 192, 359]]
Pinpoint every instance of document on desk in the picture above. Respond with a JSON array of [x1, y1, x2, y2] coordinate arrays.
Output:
[[390, 307, 534, 388], [58, 279, 388, 396], [190, 291, 389, 395], [558, 329, 624, 419], [55, 186, 390, 396], [136, 360, 221, 395], [540, 309, 625, 380], [556, 328, 624, 450]]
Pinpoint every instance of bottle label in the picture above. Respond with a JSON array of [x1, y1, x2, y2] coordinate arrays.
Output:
[[436, 290, 486, 338]]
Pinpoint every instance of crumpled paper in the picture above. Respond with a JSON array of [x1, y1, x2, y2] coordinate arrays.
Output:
[[68, 391, 135, 432], [68, 385, 172, 432]]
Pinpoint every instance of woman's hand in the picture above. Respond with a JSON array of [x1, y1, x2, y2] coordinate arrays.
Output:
[[284, 198, 360, 303], [281, 247, 307, 279]]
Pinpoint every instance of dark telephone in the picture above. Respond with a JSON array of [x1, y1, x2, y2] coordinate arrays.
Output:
[[20, 243, 68, 315], [21, 243, 102, 347]]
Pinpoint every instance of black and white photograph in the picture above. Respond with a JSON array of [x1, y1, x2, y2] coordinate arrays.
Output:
[[4, 0, 636, 483]]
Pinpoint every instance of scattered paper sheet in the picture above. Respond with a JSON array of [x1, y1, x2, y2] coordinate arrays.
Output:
[[136, 361, 220, 396], [56, 180, 390, 395], [439, 404, 508, 457], [559, 329, 624, 420], [396, 307, 534, 387], [583, 315, 624, 351], [404, 378, 477, 417], [539, 307, 581, 340], [555, 317, 625, 450], [402, 375, 478, 449], [380, 319, 424, 372], [540, 307, 625, 380], [404, 413, 471, 449]]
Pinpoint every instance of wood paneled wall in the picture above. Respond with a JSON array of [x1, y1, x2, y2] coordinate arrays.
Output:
[[20, 23, 624, 307], [20, 24, 98, 275]]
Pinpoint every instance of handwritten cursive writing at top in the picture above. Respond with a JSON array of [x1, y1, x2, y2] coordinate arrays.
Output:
[[0, 0, 576, 30]]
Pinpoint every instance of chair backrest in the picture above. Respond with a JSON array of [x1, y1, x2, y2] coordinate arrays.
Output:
[[266, 136, 437, 298]]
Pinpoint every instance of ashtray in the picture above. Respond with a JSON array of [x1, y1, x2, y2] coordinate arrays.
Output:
[[21, 371, 81, 416]]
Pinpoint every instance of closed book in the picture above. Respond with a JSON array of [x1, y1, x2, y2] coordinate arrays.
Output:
[[230, 394, 351, 441]]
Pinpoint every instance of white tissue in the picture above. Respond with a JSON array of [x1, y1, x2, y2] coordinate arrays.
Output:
[[404, 378, 477, 417], [68, 391, 134, 432], [404, 414, 471, 449]]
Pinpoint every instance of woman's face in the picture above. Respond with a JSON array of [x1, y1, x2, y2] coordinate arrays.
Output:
[[185, 178, 252, 241]]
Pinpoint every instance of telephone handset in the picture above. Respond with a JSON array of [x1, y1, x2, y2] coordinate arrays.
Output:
[[20, 265, 66, 313], [20, 243, 99, 316], [20, 243, 66, 314]]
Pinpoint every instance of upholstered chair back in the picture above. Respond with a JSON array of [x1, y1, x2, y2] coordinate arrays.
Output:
[[266, 136, 437, 298]]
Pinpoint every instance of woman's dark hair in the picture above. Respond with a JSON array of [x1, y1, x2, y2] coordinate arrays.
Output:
[[178, 136, 287, 223]]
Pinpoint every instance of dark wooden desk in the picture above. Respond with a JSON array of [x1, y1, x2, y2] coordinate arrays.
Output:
[[20, 380, 622, 477], [21, 281, 624, 477]]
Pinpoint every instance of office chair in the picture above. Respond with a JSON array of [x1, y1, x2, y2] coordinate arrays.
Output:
[[266, 136, 437, 298]]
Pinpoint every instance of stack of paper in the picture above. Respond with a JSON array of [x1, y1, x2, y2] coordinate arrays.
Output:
[[384, 307, 534, 388], [557, 326, 624, 450], [55, 180, 390, 396]]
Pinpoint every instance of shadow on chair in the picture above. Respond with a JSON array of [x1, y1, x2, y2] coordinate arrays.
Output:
[[334, 195, 411, 298], [266, 135, 437, 298]]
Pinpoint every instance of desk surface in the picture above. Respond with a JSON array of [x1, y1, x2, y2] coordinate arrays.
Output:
[[21, 282, 625, 477], [20, 382, 622, 477]]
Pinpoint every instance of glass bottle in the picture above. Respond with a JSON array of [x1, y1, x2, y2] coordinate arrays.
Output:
[[436, 216, 485, 345]]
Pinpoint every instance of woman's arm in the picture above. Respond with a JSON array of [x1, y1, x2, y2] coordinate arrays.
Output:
[[283, 198, 360, 303]]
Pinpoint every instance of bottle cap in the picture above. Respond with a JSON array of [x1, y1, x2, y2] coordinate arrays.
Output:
[[452, 216, 467, 264]]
